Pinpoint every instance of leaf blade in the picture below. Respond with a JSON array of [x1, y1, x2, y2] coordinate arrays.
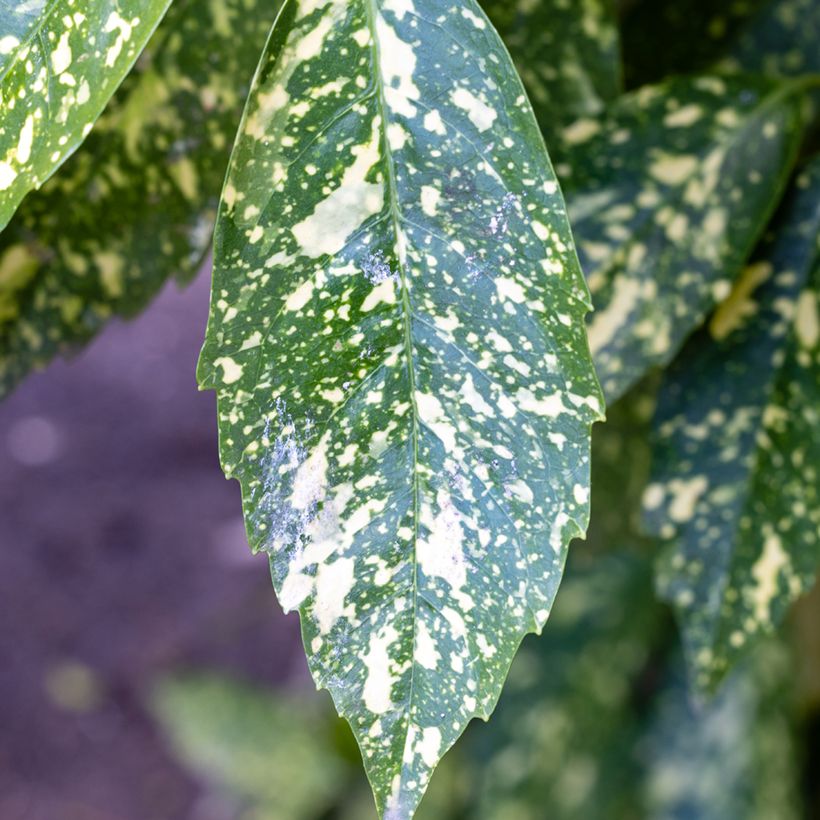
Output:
[[559, 74, 809, 402], [644, 157, 820, 691], [199, 0, 603, 816]]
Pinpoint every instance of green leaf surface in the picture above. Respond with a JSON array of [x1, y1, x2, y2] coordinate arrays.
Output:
[[558, 73, 808, 402], [198, 1, 603, 816], [481, 0, 621, 144], [644, 158, 820, 691], [0, 0, 46, 75], [0, 0, 172, 230], [0, 0, 275, 397], [724, 0, 820, 80], [152, 673, 351, 819]]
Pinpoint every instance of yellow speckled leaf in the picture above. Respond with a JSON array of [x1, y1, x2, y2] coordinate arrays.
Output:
[[198, 1, 603, 816], [645, 158, 820, 692], [0, 0, 276, 396], [558, 73, 810, 402], [0, 0, 172, 230]]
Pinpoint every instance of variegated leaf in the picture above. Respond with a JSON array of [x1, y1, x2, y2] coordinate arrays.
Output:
[[558, 74, 808, 402], [197, 0, 603, 816], [644, 158, 820, 691], [0, 0, 171, 230], [481, 0, 621, 143], [724, 0, 820, 80], [0, 0, 275, 397], [0, 0, 46, 75]]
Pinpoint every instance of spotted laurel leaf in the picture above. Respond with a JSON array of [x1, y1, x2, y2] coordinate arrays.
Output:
[[0, 0, 172, 231], [197, 0, 603, 816], [558, 73, 809, 403], [644, 158, 820, 692], [481, 0, 621, 144]]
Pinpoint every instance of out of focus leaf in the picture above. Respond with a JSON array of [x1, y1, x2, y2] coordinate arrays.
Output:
[[644, 158, 820, 691], [559, 73, 808, 402], [620, 0, 767, 88], [0, 0, 275, 397], [642, 644, 800, 820], [198, 1, 603, 816], [152, 673, 350, 819], [0, 0, 171, 229], [481, 0, 621, 143], [724, 0, 820, 79]]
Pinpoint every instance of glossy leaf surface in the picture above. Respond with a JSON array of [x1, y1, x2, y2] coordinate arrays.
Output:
[[559, 74, 808, 401], [0, 0, 275, 396], [198, 0, 603, 816], [0, 0, 172, 229], [645, 159, 820, 691]]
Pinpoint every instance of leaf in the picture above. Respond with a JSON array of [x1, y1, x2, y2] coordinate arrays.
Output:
[[558, 73, 809, 402], [641, 643, 800, 820], [0, 0, 173, 231], [724, 0, 820, 79], [0, 0, 276, 397], [151, 673, 351, 818], [643, 157, 820, 691], [481, 0, 621, 144], [197, 1, 603, 816], [620, 0, 768, 88]]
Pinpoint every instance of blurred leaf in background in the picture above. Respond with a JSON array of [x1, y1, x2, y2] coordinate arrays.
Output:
[[0, 0, 277, 396], [152, 673, 354, 820]]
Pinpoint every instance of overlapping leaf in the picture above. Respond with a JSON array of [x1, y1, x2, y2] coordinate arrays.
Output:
[[481, 0, 621, 144], [644, 158, 820, 691], [0, 0, 172, 230], [198, 0, 603, 816], [0, 0, 275, 397], [557, 73, 808, 402]]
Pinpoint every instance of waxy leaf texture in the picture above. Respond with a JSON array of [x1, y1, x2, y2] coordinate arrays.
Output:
[[198, 0, 603, 816]]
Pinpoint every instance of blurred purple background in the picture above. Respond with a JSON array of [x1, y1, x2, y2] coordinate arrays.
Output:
[[0, 267, 306, 820]]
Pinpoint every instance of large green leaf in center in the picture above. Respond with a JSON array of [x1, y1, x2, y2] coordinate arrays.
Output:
[[198, 0, 603, 816]]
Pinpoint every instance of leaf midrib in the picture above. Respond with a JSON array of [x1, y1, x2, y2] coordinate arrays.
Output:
[[363, 0, 421, 781]]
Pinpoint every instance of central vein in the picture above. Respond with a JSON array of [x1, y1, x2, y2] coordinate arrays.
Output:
[[363, 0, 421, 757]]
